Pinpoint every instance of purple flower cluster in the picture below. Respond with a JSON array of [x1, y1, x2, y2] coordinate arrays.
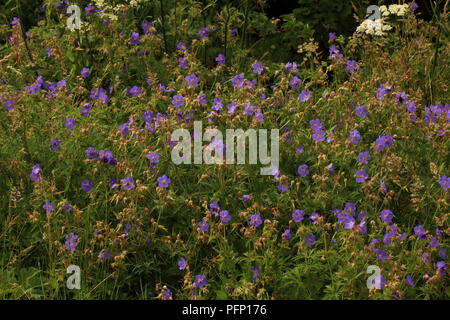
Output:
[[65, 232, 79, 251], [310, 118, 326, 143], [374, 135, 394, 152]]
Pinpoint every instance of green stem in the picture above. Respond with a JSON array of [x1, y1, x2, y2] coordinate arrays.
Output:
[[159, 0, 168, 54]]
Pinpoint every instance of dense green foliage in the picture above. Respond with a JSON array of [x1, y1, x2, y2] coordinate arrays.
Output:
[[0, 1, 448, 300]]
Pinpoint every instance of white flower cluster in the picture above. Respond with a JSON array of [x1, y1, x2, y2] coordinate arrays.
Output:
[[356, 4, 410, 36], [93, 0, 150, 21], [356, 18, 392, 36], [380, 4, 409, 17]]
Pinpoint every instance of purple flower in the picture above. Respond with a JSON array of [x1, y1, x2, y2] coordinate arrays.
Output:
[[90, 88, 109, 104], [215, 54, 226, 65], [405, 101, 416, 113], [355, 169, 369, 183], [198, 27, 209, 39], [436, 261, 447, 275], [42, 201, 55, 214], [328, 32, 337, 42], [296, 145, 305, 154], [329, 45, 343, 61], [24, 76, 44, 94], [118, 123, 129, 136], [355, 106, 368, 118], [380, 180, 388, 193], [121, 176, 135, 190], [422, 252, 430, 263], [285, 62, 298, 73], [376, 83, 392, 100], [65, 232, 79, 251], [11, 17, 21, 26], [178, 57, 189, 69], [29, 164, 42, 182], [130, 32, 140, 45], [343, 203, 356, 215], [374, 135, 394, 152], [65, 203, 72, 213], [4, 99, 15, 111], [327, 163, 335, 172], [85, 4, 98, 15], [358, 151, 371, 164], [219, 210, 232, 223], [438, 176, 449, 190], [242, 195, 250, 202], [405, 275, 414, 287], [292, 209, 305, 223], [178, 257, 187, 270], [289, 76, 301, 89], [251, 266, 260, 279], [298, 90, 311, 102], [209, 202, 220, 215], [349, 129, 361, 144], [231, 73, 244, 87], [56, 1, 69, 9], [85, 147, 98, 159], [172, 95, 185, 108], [249, 214, 263, 227], [162, 289, 172, 300], [277, 181, 289, 193], [127, 86, 142, 97], [282, 229, 291, 240], [305, 234, 316, 247], [310, 119, 323, 131], [99, 249, 110, 261], [141, 20, 152, 35], [146, 152, 160, 164], [345, 60, 358, 73], [80, 103, 91, 117], [243, 102, 254, 116], [376, 249, 388, 261], [309, 212, 321, 224], [177, 42, 187, 52], [227, 101, 237, 114], [143, 111, 154, 123], [157, 175, 170, 188], [312, 130, 326, 142], [297, 164, 310, 177], [414, 225, 427, 239], [252, 62, 264, 75], [372, 274, 386, 289], [81, 179, 93, 191], [337, 212, 355, 229], [230, 29, 238, 37], [184, 74, 199, 87], [198, 220, 209, 232], [380, 209, 394, 224], [395, 92, 408, 105], [193, 274, 207, 288], [429, 237, 439, 249], [80, 67, 90, 78], [50, 138, 60, 151], [109, 178, 118, 189], [65, 118, 76, 130]]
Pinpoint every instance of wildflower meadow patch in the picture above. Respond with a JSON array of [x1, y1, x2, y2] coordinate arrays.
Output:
[[0, 0, 448, 302]]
